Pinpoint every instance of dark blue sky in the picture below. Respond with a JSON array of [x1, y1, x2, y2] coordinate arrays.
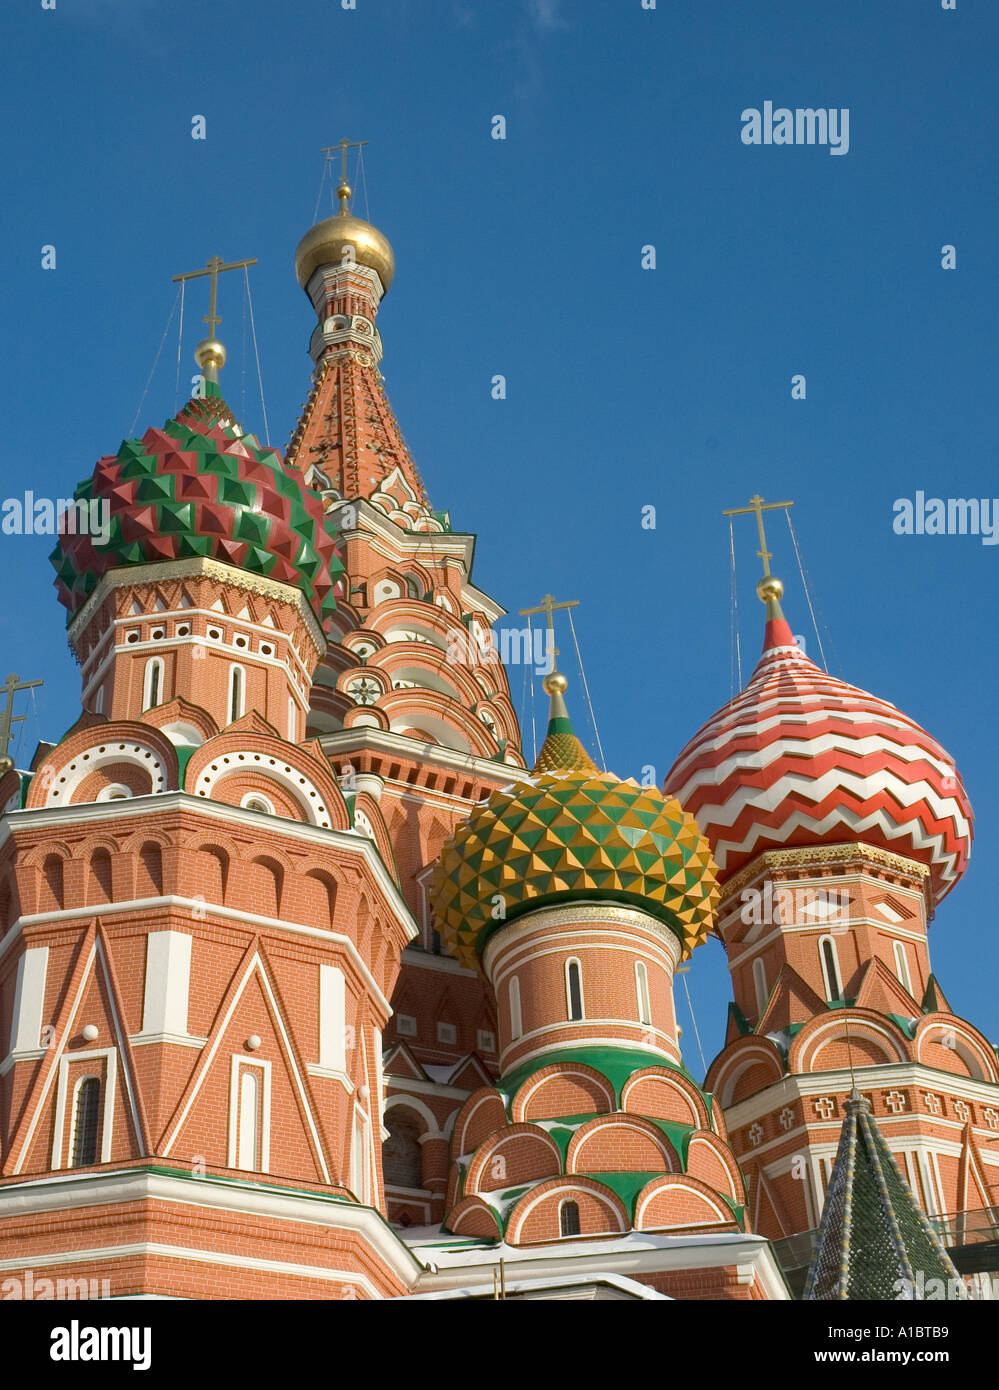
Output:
[[1, 0, 996, 1069]]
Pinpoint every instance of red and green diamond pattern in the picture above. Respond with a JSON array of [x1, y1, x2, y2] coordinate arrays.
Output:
[[52, 388, 343, 627]]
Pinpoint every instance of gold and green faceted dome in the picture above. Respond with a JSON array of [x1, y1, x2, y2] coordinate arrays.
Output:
[[429, 674, 720, 970]]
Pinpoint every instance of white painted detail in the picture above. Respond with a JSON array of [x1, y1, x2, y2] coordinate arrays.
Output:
[[319, 964, 347, 1073], [140, 932, 192, 1038], [10, 947, 48, 1052]]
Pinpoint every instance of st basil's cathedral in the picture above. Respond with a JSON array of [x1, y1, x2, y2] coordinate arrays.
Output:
[[0, 165, 994, 1302]]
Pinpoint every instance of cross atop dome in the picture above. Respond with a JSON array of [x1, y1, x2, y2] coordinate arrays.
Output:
[[172, 254, 257, 384]]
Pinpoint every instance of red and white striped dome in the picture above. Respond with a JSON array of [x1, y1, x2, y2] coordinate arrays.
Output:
[[665, 606, 973, 905]]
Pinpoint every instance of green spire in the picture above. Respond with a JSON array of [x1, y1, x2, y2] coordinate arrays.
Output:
[[531, 673, 599, 776], [804, 1090, 966, 1300]]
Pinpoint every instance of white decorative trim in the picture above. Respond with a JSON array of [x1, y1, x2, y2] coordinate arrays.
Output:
[[0, 1170, 424, 1287], [53, 1049, 116, 1168], [228, 1054, 272, 1173], [162, 952, 329, 1184]]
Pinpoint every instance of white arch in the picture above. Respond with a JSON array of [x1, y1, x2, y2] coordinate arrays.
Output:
[[819, 935, 842, 1001], [194, 755, 332, 828], [143, 657, 165, 710], [44, 742, 167, 806]]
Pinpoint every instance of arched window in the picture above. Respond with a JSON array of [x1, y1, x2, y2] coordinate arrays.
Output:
[[893, 940, 912, 994], [288, 697, 297, 741], [753, 958, 769, 1018], [42, 855, 64, 911], [138, 842, 163, 897], [383, 1110, 423, 1189], [560, 1199, 581, 1237], [90, 849, 112, 903], [509, 976, 522, 1040], [566, 959, 584, 1022], [635, 960, 651, 1026], [237, 1066, 261, 1171], [72, 1077, 101, 1166], [228, 664, 245, 724], [93, 686, 104, 714], [143, 657, 164, 710], [819, 936, 842, 1002], [352, 1108, 371, 1204], [240, 793, 275, 816]]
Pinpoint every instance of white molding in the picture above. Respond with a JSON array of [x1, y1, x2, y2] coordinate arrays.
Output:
[[129, 1033, 206, 1049], [2, 893, 402, 1018], [723, 1062, 999, 1130], [0, 793, 418, 953], [53, 1049, 116, 1168], [407, 1230, 790, 1302], [0, 1169, 424, 1285], [306, 1065, 355, 1093], [161, 951, 330, 1184], [228, 1054, 272, 1173]]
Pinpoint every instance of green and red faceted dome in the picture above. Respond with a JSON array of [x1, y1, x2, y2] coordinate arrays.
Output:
[[51, 386, 343, 626]]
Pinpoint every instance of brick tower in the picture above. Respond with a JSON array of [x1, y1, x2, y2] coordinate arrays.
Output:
[[0, 333, 419, 1295], [666, 571, 999, 1264], [419, 674, 787, 1298], [285, 168, 535, 1229]]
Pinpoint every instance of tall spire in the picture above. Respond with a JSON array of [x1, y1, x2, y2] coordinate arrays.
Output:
[[804, 1090, 967, 1300], [287, 147, 438, 525], [531, 673, 599, 776]]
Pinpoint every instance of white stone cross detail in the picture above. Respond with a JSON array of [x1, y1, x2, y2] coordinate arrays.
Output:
[[884, 1090, 907, 1113], [954, 1100, 970, 1122], [922, 1093, 942, 1116], [748, 1122, 764, 1147], [984, 1108, 999, 1131], [779, 1107, 795, 1132], [813, 1097, 835, 1119]]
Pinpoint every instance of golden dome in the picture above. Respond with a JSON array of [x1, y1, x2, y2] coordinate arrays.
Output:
[[294, 181, 395, 293]]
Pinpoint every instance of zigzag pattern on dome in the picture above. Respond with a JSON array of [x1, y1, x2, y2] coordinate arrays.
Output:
[[52, 388, 343, 627], [666, 620, 972, 904]]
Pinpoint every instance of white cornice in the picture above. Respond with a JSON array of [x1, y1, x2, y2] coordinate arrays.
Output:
[[0, 1169, 423, 1287], [723, 1062, 999, 1129], [406, 1230, 790, 1301], [0, 792, 417, 949], [400, 948, 478, 979], [1, 893, 396, 1015], [318, 728, 524, 782], [67, 558, 325, 656]]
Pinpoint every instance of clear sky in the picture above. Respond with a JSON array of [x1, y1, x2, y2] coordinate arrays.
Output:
[[1, 0, 997, 1073]]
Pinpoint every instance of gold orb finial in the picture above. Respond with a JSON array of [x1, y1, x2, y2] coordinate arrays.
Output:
[[194, 338, 227, 374], [0, 755, 14, 777], [336, 181, 352, 211], [757, 574, 784, 603], [543, 672, 568, 696]]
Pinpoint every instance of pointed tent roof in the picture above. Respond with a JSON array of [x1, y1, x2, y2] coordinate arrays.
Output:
[[804, 1089, 966, 1300], [531, 673, 599, 776]]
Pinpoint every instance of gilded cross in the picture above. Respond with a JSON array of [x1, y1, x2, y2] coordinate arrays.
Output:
[[0, 673, 42, 762], [518, 593, 579, 660], [172, 255, 258, 338], [723, 493, 794, 578], [321, 139, 369, 183]]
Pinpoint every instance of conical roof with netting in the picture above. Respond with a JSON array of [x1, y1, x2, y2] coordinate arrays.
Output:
[[804, 1089, 966, 1300]]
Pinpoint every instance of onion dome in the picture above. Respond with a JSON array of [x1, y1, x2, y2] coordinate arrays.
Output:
[[51, 384, 343, 628], [665, 577, 973, 905], [430, 673, 720, 969], [294, 180, 395, 294]]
